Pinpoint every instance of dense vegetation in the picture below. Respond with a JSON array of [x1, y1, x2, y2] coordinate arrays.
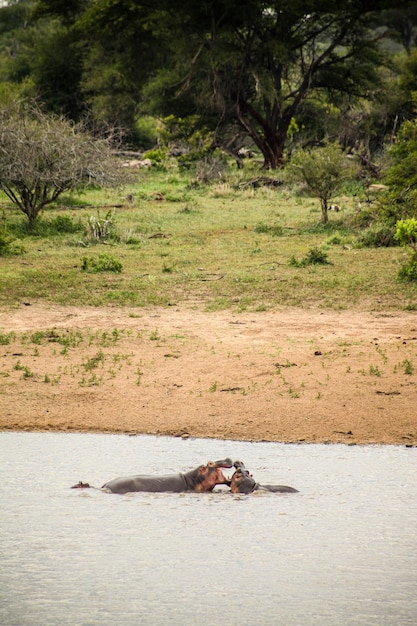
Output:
[[1, 1, 417, 307], [1, 1, 417, 165]]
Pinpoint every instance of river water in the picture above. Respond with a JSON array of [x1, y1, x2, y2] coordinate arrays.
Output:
[[0, 432, 416, 626]]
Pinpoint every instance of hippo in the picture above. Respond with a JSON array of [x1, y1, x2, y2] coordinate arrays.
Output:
[[71, 458, 233, 494], [229, 461, 298, 494]]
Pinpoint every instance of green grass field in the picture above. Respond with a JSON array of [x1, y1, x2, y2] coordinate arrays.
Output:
[[1, 162, 416, 312]]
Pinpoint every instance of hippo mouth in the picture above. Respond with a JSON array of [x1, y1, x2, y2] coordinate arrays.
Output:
[[213, 458, 233, 484]]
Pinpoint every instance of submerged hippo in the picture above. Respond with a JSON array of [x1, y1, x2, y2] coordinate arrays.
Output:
[[229, 461, 298, 494], [71, 458, 233, 494]]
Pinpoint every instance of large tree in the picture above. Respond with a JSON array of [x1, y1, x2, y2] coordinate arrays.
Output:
[[139, 0, 414, 167], [24, 1, 417, 165]]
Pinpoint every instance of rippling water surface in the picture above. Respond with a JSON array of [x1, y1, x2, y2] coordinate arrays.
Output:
[[1, 432, 416, 625]]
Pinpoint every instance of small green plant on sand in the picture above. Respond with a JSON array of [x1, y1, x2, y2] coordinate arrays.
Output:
[[402, 359, 414, 375], [0, 331, 15, 345]]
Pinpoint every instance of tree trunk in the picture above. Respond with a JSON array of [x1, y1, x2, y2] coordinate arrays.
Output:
[[321, 198, 329, 224], [257, 136, 285, 169], [232, 96, 287, 169]]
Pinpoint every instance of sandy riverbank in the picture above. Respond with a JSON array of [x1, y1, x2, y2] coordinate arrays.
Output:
[[1, 304, 416, 446]]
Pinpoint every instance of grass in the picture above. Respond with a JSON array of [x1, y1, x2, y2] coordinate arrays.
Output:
[[1, 326, 138, 387], [1, 161, 416, 312]]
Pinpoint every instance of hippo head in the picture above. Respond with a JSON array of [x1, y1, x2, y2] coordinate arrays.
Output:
[[229, 461, 258, 494], [193, 458, 233, 492]]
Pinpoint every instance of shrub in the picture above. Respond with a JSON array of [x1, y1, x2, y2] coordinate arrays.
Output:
[[356, 224, 397, 248], [385, 119, 417, 192], [395, 218, 417, 252], [143, 147, 168, 163], [0, 101, 128, 225], [395, 218, 417, 281], [81, 253, 123, 273], [398, 256, 417, 282], [0, 224, 24, 256], [289, 247, 331, 267], [51, 215, 83, 234], [194, 154, 228, 183]]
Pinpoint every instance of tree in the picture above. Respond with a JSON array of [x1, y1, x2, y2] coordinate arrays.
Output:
[[379, 7, 417, 55], [142, 0, 408, 168], [290, 143, 356, 223], [0, 102, 126, 225], [32, 0, 163, 139], [20, 0, 417, 163]]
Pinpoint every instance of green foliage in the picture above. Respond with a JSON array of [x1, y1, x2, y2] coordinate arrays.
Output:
[[401, 359, 414, 375], [53, 215, 83, 233], [357, 224, 397, 248], [290, 143, 358, 223], [81, 253, 123, 273], [0, 225, 24, 256], [0, 331, 15, 345], [395, 218, 417, 251], [1, 166, 416, 311], [12, 214, 83, 237], [395, 218, 417, 281], [144, 148, 168, 163], [289, 247, 331, 268], [134, 116, 160, 150], [385, 119, 417, 191], [378, 119, 417, 225], [398, 256, 417, 281], [1, 0, 416, 166]]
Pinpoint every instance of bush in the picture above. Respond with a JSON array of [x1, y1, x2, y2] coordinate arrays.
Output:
[[385, 119, 417, 192], [11, 214, 83, 237], [378, 119, 417, 226], [289, 247, 331, 267], [51, 215, 84, 234], [395, 218, 417, 281], [0, 101, 128, 225], [398, 256, 417, 282], [134, 116, 160, 150], [356, 224, 397, 248], [81, 253, 123, 273], [0, 229, 24, 256], [194, 154, 228, 183], [395, 218, 417, 252], [143, 147, 168, 163]]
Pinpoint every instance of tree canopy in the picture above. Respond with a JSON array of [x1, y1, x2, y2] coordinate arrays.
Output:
[[0, 1, 416, 167]]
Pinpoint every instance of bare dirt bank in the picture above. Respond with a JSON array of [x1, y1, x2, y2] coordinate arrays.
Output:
[[0, 304, 416, 446]]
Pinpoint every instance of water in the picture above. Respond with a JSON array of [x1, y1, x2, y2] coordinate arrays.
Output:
[[0, 432, 416, 626]]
